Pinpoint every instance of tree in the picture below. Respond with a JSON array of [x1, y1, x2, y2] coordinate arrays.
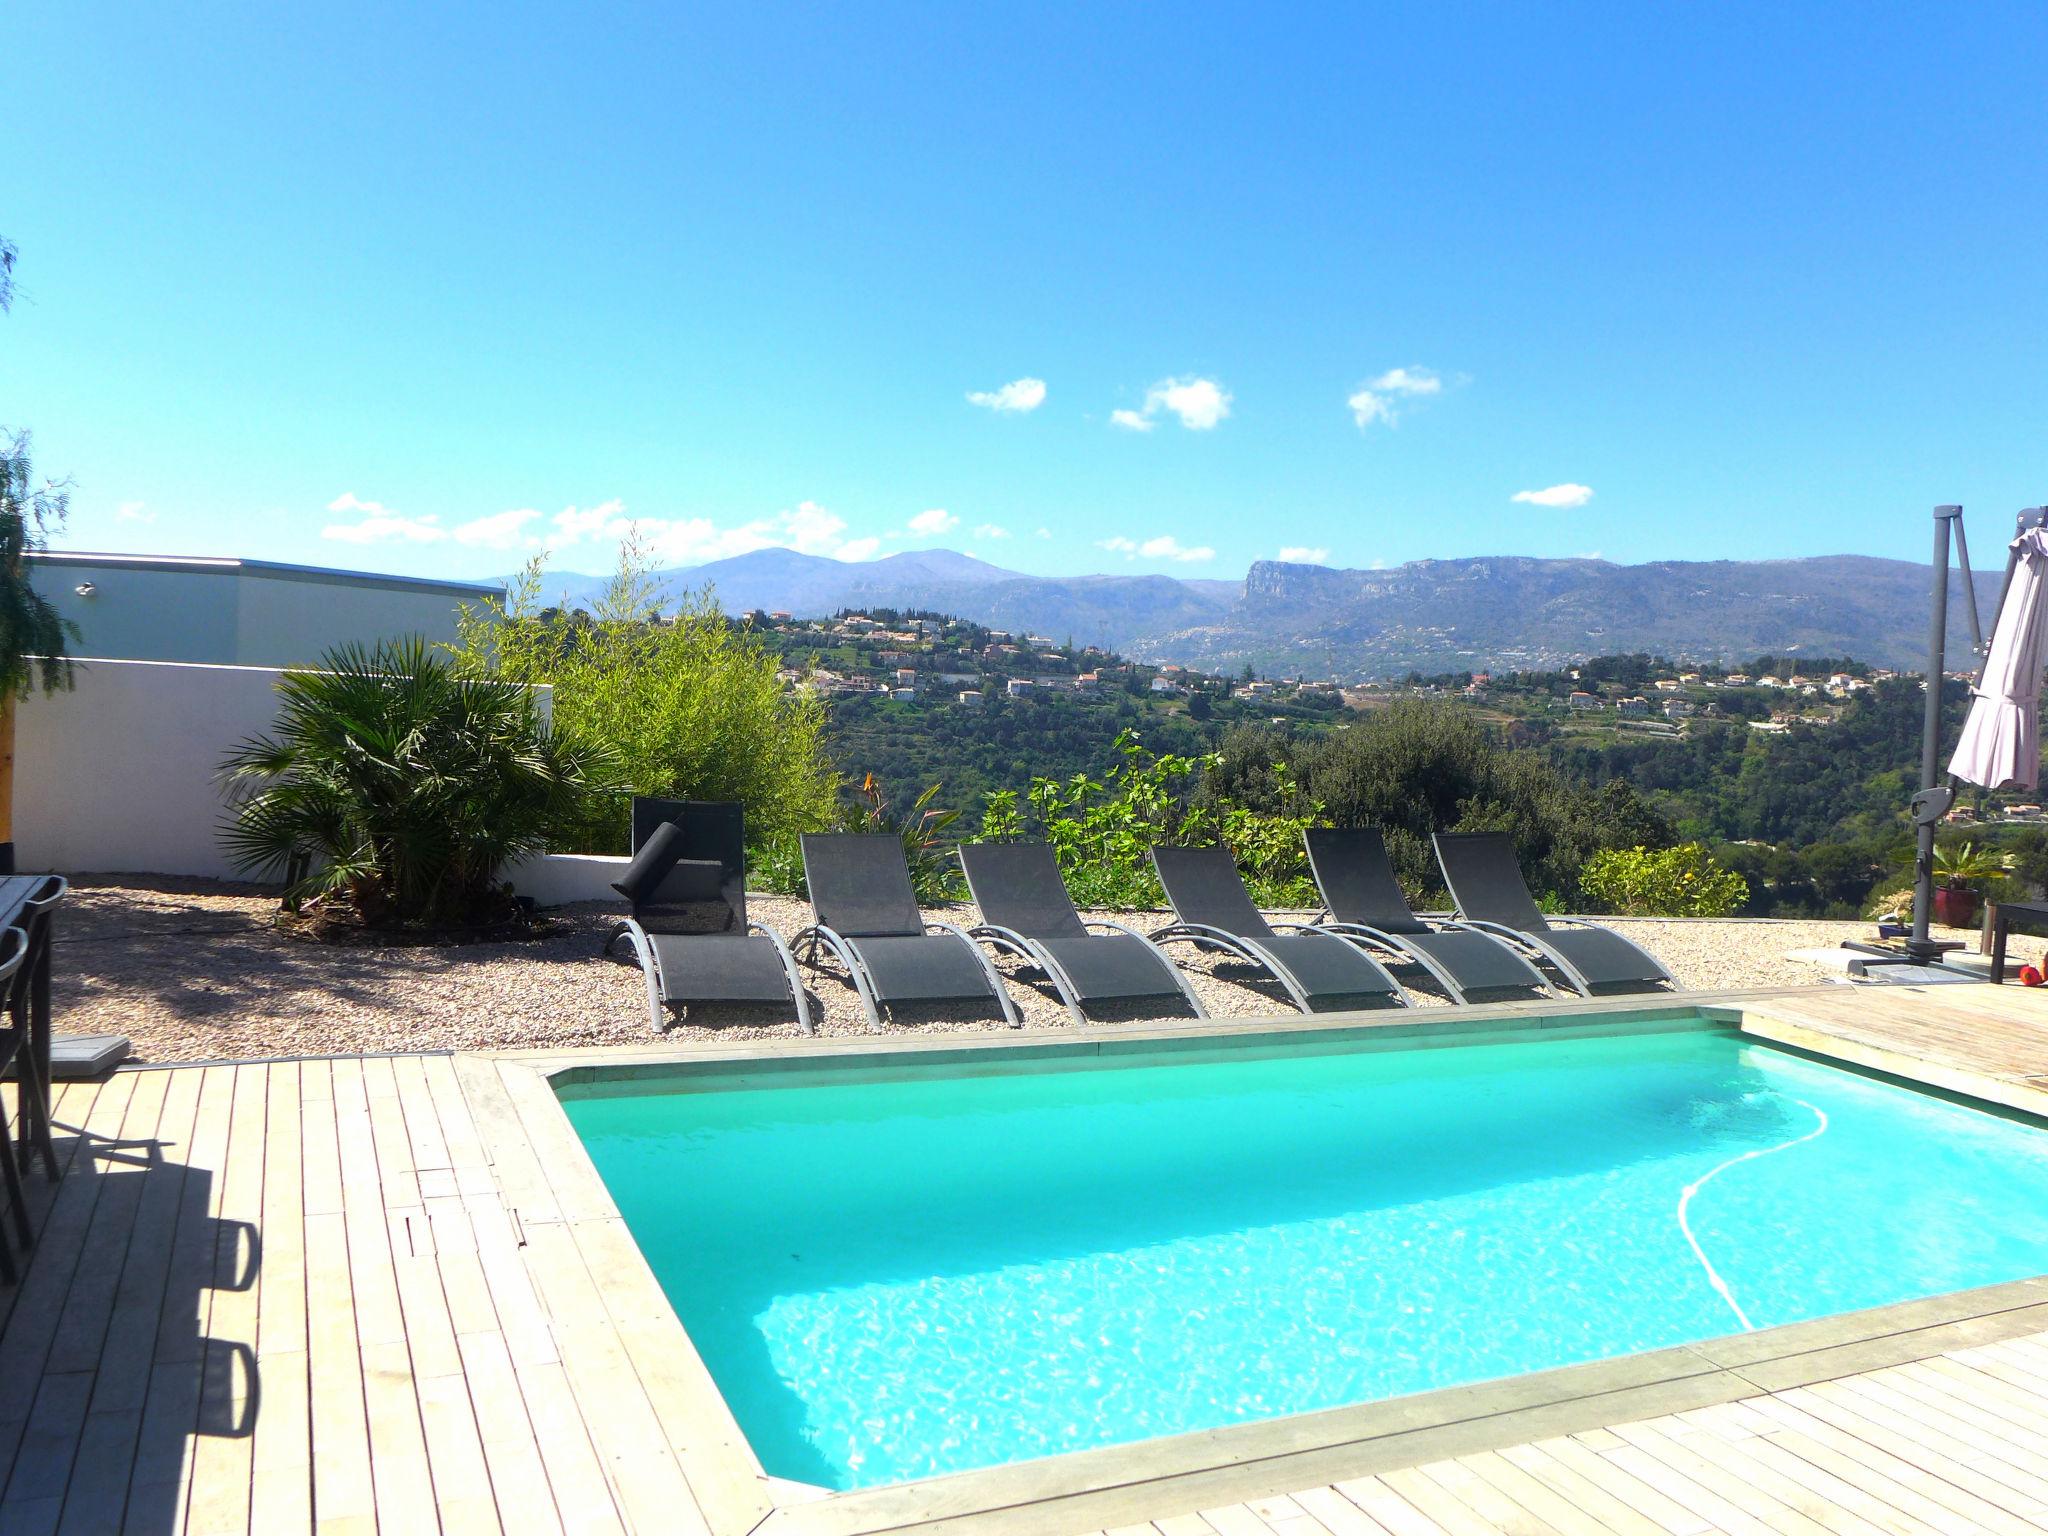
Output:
[[0, 237, 77, 872]]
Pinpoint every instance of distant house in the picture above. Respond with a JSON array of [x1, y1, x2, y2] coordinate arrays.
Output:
[[1618, 696, 1650, 717], [1944, 806, 1977, 824], [1150, 677, 1181, 695], [1005, 678, 1033, 697], [891, 687, 916, 701], [769, 610, 793, 621], [1662, 698, 1693, 719], [842, 615, 876, 633], [957, 690, 983, 708], [894, 668, 917, 686], [1074, 671, 1100, 689], [1243, 680, 1275, 697], [1724, 673, 1751, 685], [1568, 691, 1601, 710], [1653, 679, 1683, 692]]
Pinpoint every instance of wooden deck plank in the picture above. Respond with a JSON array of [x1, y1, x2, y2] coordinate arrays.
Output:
[[183, 1062, 271, 1536]]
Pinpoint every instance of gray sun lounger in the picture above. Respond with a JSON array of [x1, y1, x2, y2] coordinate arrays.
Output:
[[1431, 831, 1675, 995], [796, 833, 1022, 1029], [959, 842, 1206, 1025], [1304, 827, 1553, 1003], [1149, 845, 1409, 1012], [603, 798, 812, 1032]]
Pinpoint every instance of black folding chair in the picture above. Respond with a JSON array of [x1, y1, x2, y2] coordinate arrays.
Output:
[[959, 842, 1205, 1025], [795, 834, 1021, 1028], [603, 799, 812, 1032], [1304, 828, 1551, 1003], [1149, 845, 1409, 1013], [0, 927, 39, 1284], [1432, 831, 1675, 995], [13, 877, 65, 1177]]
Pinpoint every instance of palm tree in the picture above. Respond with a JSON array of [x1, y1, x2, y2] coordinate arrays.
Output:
[[0, 238, 77, 872], [220, 637, 617, 927]]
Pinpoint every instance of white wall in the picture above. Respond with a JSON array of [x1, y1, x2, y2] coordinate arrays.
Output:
[[15, 657, 555, 884], [16, 658, 292, 879]]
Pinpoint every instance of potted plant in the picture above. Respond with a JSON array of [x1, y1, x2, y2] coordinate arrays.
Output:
[[1929, 841, 2016, 929]]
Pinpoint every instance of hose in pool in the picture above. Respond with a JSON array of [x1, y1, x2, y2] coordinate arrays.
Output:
[[1677, 1097, 1829, 1332]]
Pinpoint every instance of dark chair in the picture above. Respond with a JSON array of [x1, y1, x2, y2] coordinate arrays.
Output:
[[1303, 828, 1552, 1003], [959, 842, 1205, 1025], [0, 927, 38, 1284], [795, 834, 1021, 1029], [12, 877, 65, 1176], [603, 799, 812, 1032], [1432, 831, 1675, 995], [1149, 845, 1409, 1013]]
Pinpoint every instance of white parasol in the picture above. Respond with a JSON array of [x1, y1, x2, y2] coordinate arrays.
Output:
[[1950, 527, 2048, 790]]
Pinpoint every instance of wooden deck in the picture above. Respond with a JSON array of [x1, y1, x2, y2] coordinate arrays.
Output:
[[3, 981, 2048, 1534]]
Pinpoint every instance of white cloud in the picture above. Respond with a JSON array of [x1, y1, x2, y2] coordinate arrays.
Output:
[[1111, 375, 1233, 432], [1097, 533, 1215, 563], [451, 507, 543, 550], [1348, 365, 1445, 430], [323, 492, 444, 545], [907, 507, 959, 536], [323, 491, 894, 566], [1511, 483, 1595, 509], [1146, 376, 1231, 430], [1277, 546, 1330, 564], [966, 377, 1047, 413], [973, 523, 1011, 539], [115, 500, 154, 525], [1035, 526, 1052, 539], [1368, 366, 1441, 397], [1347, 389, 1395, 429]]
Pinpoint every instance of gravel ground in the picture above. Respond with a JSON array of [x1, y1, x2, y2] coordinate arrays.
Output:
[[47, 877, 1970, 1064]]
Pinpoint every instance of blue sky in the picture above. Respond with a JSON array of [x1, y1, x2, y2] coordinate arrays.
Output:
[[6, 3, 2048, 583]]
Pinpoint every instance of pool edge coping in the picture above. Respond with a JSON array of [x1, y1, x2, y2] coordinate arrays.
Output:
[[462, 984, 2048, 1536]]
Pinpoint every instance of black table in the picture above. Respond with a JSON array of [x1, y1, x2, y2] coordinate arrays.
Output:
[[1987, 899, 2048, 984], [0, 874, 60, 1175]]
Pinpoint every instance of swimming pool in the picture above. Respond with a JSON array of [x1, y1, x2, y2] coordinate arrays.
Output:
[[557, 1018, 2048, 1491]]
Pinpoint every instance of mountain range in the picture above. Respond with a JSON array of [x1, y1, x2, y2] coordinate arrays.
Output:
[[530, 548, 1995, 680]]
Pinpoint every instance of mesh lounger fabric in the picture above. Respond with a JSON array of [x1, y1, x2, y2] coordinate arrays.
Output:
[[959, 842, 1187, 1003]]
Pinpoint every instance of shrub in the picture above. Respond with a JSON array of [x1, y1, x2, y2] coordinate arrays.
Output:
[[1579, 843, 1749, 918], [220, 637, 614, 926], [977, 730, 1321, 908], [448, 539, 838, 854], [1296, 700, 1672, 905]]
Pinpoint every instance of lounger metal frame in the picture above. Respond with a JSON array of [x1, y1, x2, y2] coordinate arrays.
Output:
[[794, 919, 1023, 1030], [970, 917, 1208, 1027], [604, 918, 814, 1033], [1304, 915, 1559, 1004], [1444, 915, 1676, 997], [1146, 918, 1413, 1014]]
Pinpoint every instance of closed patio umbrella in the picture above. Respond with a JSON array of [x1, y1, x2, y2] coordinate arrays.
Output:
[[1950, 526, 2048, 790]]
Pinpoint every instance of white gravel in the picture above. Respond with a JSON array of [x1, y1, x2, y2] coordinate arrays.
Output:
[[49, 878, 1967, 1064]]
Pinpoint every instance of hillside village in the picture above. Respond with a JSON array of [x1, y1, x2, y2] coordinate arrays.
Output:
[[745, 606, 1346, 715]]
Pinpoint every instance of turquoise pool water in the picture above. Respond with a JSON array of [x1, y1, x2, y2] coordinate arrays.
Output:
[[559, 1023, 2048, 1490]]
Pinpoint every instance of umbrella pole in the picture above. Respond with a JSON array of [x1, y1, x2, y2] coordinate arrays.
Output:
[[1908, 505, 1964, 963]]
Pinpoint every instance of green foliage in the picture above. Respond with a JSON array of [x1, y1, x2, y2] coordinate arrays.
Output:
[[1, 431, 76, 703], [1931, 839, 2017, 891], [447, 540, 838, 854], [1292, 700, 1670, 906], [220, 638, 615, 925], [844, 775, 963, 903], [1580, 843, 1749, 917], [975, 730, 1321, 908]]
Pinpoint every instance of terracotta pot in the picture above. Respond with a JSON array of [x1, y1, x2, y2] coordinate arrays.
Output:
[[1932, 885, 1980, 930]]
